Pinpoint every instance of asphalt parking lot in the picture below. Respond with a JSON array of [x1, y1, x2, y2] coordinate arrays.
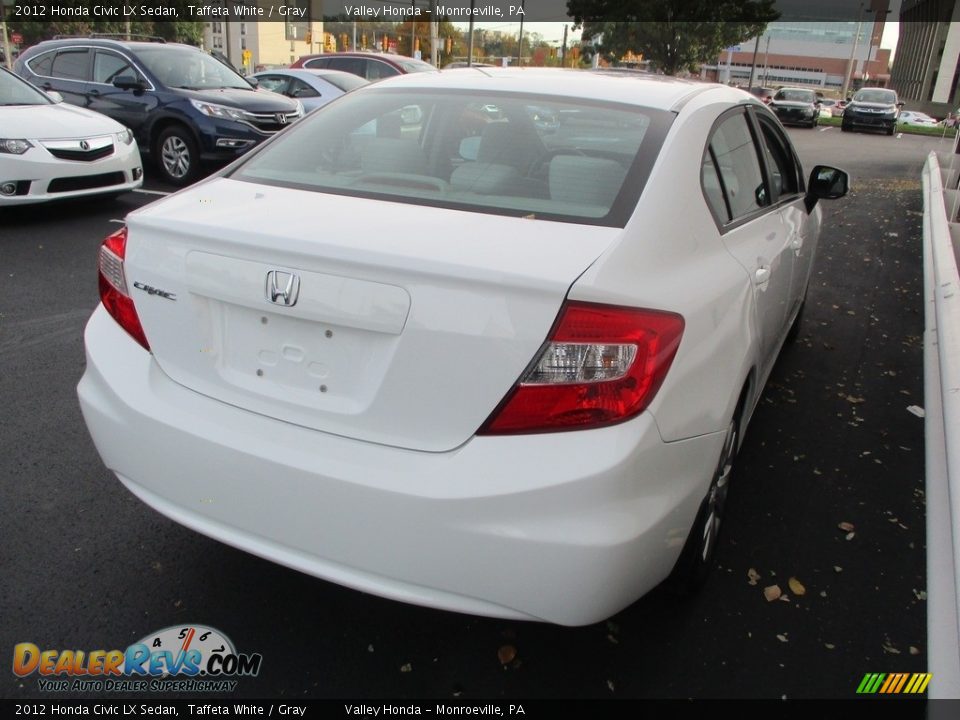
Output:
[[0, 126, 944, 699]]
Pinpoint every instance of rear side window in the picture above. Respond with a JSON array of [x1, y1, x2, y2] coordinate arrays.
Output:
[[365, 60, 399, 80], [705, 111, 766, 221], [27, 51, 55, 77], [303, 58, 331, 70], [232, 89, 673, 227], [51, 49, 90, 81]]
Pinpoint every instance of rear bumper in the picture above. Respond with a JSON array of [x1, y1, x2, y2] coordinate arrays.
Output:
[[78, 306, 725, 625]]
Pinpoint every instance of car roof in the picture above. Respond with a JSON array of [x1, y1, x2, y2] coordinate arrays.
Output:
[[367, 67, 733, 111]]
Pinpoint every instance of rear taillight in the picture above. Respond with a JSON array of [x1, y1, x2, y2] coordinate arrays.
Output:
[[478, 301, 684, 435], [98, 227, 149, 350]]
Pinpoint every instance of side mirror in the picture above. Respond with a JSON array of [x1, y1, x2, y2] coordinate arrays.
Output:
[[247, 76, 259, 88], [846, 97, 852, 103], [112, 75, 144, 91], [897, 101, 905, 108], [46, 90, 63, 103], [805, 165, 849, 212]]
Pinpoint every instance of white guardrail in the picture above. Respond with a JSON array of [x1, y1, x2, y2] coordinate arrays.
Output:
[[923, 149, 960, 699]]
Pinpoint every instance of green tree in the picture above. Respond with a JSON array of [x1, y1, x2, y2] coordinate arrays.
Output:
[[567, 0, 779, 76]]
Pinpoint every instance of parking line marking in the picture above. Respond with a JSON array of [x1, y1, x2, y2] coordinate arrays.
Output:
[[819, 126, 832, 132], [134, 188, 171, 196]]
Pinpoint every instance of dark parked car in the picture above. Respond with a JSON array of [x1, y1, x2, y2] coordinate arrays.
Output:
[[841, 88, 902, 136], [769, 87, 821, 128], [289, 52, 435, 81], [14, 38, 303, 185], [745, 86, 774, 104]]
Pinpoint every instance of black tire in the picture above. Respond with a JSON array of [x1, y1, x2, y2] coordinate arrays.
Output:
[[888, 125, 896, 136], [155, 126, 200, 186], [668, 395, 744, 593], [785, 298, 806, 344], [841, 123, 851, 133]]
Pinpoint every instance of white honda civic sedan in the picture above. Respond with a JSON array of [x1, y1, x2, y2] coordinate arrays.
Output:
[[78, 68, 848, 625], [0, 67, 142, 205]]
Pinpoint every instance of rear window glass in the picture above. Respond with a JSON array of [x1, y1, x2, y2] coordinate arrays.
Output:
[[774, 89, 815, 103], [231, 89, 672, 226]]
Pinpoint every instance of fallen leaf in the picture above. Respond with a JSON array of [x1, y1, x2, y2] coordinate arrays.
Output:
[[367, 644, 374, 653], [882, 642, 901, 655], [606, 679, 615, 692], [906, 405, 925, 418], [497, 645, 517, 665], [909, 646, 920, 656], [748, 568, 761, 586], [776, 634, 789, 643], [834, 566, 843, 573], [825, 643, 835, 650], [764, 584, 782, 602], [846, 395, 865, 404], [838, 521, 855, 532], [846, 532, 856, 541], [400, 663, 413, 673]]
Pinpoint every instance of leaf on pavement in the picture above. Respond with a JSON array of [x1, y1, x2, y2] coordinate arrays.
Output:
[[497, 645, 517, 665], [764, 584, 782, 602], [788, 577, 806, 596], [748, 568, 761, 586]]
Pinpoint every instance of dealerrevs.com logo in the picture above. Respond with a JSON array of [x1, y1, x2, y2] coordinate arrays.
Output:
[[13, 625, 262, 693]]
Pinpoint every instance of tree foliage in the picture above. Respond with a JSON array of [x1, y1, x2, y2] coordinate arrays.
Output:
[[567, 0, 779, 75]]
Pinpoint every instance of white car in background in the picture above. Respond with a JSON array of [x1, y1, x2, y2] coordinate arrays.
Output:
[[0, 67, 142, 206], [78, 69, 848, 625], [898, 110, 939, 127], [249, 69, 369, 113]]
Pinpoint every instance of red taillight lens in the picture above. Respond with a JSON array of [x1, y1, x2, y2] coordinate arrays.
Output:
[[98, 227, 150, 351], [478, 302, 684, 435]]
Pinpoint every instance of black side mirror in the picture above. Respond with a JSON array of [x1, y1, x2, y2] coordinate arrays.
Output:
[[897, 101, 905, 108], [247, 76, 259, 88], [113, 75, 144, 91], [805, 165, 849, 212]]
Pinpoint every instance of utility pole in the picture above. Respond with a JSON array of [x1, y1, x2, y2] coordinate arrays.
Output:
[[842, 2, 867, 100], [410, 0, 416, 57], [1, 17, 12, 70], [562, 24, 567, 66], [762, 35, 770, 86], [516, 1, 525, 67], [747, 34, 760, 88], [430, 0, 439, 66], [466, 2, 474, 67]]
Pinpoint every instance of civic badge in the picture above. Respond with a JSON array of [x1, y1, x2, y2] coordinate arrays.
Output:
[[265, 270, 300, 307]]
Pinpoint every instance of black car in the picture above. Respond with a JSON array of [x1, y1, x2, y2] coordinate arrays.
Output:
[[841, 88, 902, 136], [768, 87, 821, 128], [14, 38, 303, 185]]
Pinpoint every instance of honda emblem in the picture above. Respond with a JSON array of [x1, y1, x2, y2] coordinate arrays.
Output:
[[265, 270, 300, 307]]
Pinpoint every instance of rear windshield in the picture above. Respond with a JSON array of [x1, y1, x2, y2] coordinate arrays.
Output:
[[231, 89, 672, 226], [774, 89, 815, 103]]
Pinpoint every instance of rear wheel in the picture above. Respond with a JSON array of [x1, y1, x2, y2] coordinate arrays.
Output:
[[668, 398, 743, 592]]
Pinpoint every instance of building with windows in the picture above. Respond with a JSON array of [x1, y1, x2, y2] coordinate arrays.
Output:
[[702, 2, 894, 96], [890, 0, 960, 116], [202, 1, 323, 72]]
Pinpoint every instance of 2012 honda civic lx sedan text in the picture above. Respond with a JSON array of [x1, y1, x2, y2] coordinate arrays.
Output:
[[77, 69, 848, 625]]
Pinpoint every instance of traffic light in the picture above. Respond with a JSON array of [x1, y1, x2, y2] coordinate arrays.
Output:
[[445, 37, 452, 54], [362, 34, 367, 49], [340, 33, 348, 51], [382, 35, 389, 52], [304, 31, 312, 45]]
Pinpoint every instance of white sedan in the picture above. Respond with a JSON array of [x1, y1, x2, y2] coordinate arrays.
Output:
[[250, 68, 369, 113], [898, 110, 939, 127], [78, 69, 848, 625], [0, 67, 142, 206]]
